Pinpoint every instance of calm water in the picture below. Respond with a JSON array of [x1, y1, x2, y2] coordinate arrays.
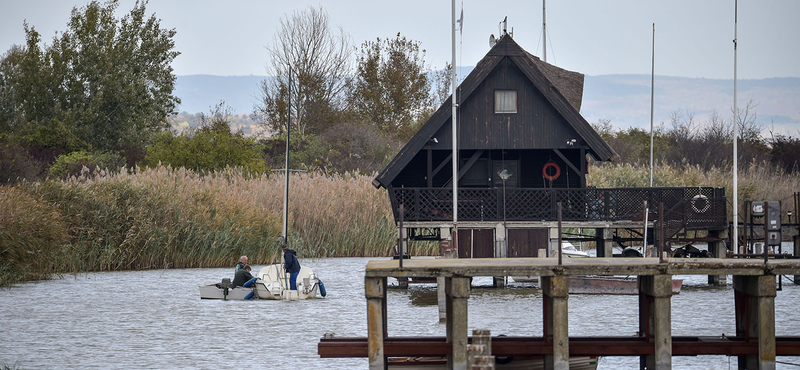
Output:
[[1, 257, 800, 369]]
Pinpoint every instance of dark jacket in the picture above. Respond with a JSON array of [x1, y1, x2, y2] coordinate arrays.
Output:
[[235, 261, 246, 271], [283, 249, 301, 273], [230, 269, 255, 288]]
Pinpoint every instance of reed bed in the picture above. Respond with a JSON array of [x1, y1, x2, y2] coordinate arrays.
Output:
[[588, 161, 800, 219], [4, 161, 798, 286], [2, 165, 425, 285]]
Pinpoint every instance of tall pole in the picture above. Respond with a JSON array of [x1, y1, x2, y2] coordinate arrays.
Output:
[[649, 23, 655, 188], [542, 0, 547, 62], [451, 0, 458, 246], [732, 0, 739, 254], [282, 66, 291, 242]]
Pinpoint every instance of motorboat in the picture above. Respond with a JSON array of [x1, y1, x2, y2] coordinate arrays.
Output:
[[511, 242, 589, 283], [198, 264, 325, 300]]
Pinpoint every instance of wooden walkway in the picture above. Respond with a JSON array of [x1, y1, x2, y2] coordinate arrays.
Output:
[[320, 257, 800, 370]]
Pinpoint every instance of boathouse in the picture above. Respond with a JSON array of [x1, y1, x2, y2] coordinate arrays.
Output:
[[373, 33, 729, 261]]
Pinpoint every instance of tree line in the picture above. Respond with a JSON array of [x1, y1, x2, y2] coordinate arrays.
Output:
[[0, 3, 448, 182], [1, 2, 798, 184], [593, 100, 800, 174]]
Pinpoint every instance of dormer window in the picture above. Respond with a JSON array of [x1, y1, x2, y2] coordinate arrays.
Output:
[[494, 90, 517, 113]]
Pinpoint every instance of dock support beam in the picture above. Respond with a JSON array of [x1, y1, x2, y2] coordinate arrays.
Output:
[[794, 235, 800, 284], [446, 277, 470, 370], [708, 229, 729, 286], [595, 228, 613, 257], [366, 277, 387, 370], [542, 276, 569, 370], [734, 275, 776, 370], [639, 275, 673, 370]]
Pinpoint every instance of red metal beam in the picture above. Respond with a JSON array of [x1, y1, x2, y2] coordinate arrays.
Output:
[[318, 336, 800, 358]]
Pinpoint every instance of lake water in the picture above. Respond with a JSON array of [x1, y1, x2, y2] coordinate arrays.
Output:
[[2, 257, 800, 369]]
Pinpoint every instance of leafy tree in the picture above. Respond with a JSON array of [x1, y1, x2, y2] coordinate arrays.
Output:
[[349, 33, 433, 139], [0, 1, 179, 161], [258, 5, 352, 138], [145, 103, 265, 173]]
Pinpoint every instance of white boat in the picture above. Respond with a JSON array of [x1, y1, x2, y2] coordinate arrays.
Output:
[[198, 264, 325, 300], [512, 242, 589, 283]]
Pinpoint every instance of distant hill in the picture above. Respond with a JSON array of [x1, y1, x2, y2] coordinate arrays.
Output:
[[174, 74, 800, 136]]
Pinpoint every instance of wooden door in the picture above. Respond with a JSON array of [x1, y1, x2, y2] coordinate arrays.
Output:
[[507, 228, 549, 257], [457, 229, 495, 258]]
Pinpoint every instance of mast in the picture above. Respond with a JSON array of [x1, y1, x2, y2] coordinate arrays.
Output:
[[649, 23, 655, 187], [732, 0, 739, 254], [542, 0, 547, 62], [282, 66, 291, 242], [451, 0, 458, 244]]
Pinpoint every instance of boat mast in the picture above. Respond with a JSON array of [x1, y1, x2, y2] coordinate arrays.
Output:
[[649, 23, 655, 187], [282, 66, 291, 243], [451, 0, 458, 247], [732, 0, 739, 254], [542, 0, 546, 62]]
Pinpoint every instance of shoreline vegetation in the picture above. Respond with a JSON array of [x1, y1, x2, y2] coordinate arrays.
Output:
[[2, 161, 799, 287]]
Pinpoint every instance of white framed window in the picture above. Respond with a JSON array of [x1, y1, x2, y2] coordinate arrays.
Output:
[[494, 90, 517, 113]]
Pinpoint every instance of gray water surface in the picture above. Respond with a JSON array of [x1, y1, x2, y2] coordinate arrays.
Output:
[[1, 257, 799, 369]]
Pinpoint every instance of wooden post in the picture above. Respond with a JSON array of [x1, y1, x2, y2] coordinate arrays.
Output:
[[365, 277, 387, 369], [734, 275, 777, 370], [708, 229, 729, 286], [446, 276, 470, 370], [638, 274, 673, 369], [542, 275, 569, 370]]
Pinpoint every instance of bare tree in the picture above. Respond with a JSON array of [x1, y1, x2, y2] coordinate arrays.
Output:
[[257, 5, 353, 138]]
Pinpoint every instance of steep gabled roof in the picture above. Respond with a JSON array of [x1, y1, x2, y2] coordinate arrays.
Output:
[[372, 35, 617, 189]]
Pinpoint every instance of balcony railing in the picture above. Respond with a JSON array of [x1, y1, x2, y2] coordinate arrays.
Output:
[[390, 187, 727, 232]]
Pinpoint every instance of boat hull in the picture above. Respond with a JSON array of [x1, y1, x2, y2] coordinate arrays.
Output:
[[198, 264, 323, 300], [568, 276, 683, 295]]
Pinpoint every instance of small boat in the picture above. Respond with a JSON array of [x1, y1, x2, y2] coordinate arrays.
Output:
[[198, 264, 325, 300], [512, 242, 589, 283]]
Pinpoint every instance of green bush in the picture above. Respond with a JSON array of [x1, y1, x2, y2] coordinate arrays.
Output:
[[48, 150, 126, 179], [144, 126, 265, 174]]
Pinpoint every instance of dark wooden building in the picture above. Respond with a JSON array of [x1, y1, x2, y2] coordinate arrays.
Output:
[[373, 34, 726, 260]]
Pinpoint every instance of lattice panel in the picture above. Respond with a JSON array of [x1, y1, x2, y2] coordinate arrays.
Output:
[[506, 189, 551, 220], [389, 187, 728, 233]]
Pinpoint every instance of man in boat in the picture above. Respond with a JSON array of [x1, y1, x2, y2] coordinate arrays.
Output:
[[230, 265, 257, 289], [235, 256, 248, 272], [282, 245, 301, 290]]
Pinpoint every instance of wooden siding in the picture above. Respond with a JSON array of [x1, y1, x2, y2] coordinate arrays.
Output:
[[429, 58, 582, 151]]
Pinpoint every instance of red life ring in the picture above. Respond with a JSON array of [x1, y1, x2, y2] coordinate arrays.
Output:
[[542, 162, 561, 181]]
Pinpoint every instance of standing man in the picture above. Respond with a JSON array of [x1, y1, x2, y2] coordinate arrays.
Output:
[[282, 245, 301, 290]]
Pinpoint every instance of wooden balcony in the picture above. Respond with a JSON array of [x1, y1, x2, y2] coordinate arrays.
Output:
[[389, 186, 727, 232]]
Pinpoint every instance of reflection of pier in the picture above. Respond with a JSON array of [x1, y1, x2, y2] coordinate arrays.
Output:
[[318, 257, 800, 369]]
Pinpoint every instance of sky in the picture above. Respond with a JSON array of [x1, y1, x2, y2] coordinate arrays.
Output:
[[2, 0, 799, 80]]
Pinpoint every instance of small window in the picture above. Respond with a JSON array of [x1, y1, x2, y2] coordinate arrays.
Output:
[[494, 90, 517, 113]]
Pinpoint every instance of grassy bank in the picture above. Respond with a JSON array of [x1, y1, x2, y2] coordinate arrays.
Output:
[[3, 161, 798, 286], [2, 166, 435, 286]]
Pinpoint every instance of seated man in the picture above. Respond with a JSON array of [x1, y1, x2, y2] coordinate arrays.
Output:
[[230, 265, 257, 289], [235, 255, 248, 272]]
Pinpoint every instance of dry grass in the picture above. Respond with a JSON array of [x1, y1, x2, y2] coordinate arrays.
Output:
[[589, 160, 800, 218]]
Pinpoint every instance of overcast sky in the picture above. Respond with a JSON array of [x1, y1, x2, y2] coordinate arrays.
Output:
[[2, 1, 799, 80]]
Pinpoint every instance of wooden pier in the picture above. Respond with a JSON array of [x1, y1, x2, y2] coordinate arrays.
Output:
[[318, 257, 800, 370]]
